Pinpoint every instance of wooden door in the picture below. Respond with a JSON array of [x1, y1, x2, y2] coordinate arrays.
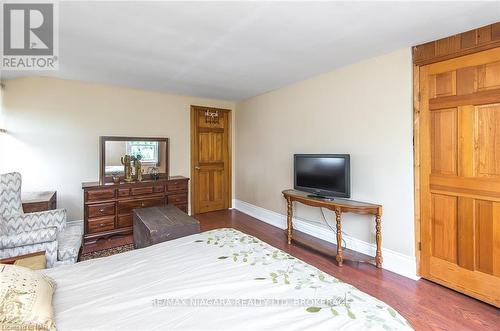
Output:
[[419, 47, 500, 307], [190, 106, 231, 214]]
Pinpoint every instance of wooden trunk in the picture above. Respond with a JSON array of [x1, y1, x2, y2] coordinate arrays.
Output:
[[133, 205, 200, 249]]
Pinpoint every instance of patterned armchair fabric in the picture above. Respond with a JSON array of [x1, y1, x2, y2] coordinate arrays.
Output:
[[0, 227, 57, 249], [55, 220, 83, 266], [2, 209, 66, 234], [1, 241, 59, 267], [0, 172, 23, 219], [0, 172, 82, 268]]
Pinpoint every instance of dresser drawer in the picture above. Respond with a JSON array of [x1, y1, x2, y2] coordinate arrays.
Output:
[[131, 186, 154, 196], [86, 188, 115, 202], [168, 193, 187, 205], [87, 216, 115, 234], [154, 185, 164, 193], [118, 188, 130, 197], [167, 180, 188, 191], [117, 214, 133, 228], [87, 203, 115, 218], [23, 202, 50, 214], [117, 198, 165, 215]]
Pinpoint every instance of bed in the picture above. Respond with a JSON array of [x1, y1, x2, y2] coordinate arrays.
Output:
[[43, 228, 413, 330]]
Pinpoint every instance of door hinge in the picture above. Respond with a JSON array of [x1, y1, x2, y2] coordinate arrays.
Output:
[[418, 242, 422, 251]]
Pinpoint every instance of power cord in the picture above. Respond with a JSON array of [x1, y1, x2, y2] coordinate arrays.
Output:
[[319, 207, 347, 249], [291, 204, 348, 249]]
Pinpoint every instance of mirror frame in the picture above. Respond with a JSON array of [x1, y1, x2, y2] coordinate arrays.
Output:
[[99, 136, 169, 184]]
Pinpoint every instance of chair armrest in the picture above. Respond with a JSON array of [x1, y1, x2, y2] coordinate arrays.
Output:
[[3, 209, 67, 233], [0, 227, 57, 249]]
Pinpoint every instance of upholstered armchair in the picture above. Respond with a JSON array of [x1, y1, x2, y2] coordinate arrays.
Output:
[[0, 172, 83, 268]]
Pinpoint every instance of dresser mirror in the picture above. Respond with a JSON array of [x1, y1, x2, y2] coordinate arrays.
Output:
[[100, 136, 169, 184]]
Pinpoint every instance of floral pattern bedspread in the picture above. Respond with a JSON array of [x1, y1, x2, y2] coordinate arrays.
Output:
[[45, 228, 413, 331]]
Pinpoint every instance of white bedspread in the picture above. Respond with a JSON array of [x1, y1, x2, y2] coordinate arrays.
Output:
[[43, 228, 412, 331]]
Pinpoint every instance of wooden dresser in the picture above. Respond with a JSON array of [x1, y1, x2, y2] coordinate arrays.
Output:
[[82, 176, 189, 244]]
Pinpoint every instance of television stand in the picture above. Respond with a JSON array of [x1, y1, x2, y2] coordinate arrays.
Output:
[[282, 189, 383, 268], [306, 194, 335, 201]]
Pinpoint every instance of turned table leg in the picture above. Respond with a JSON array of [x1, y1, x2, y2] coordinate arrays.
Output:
[[286, 197, 293, 244], [375, 212, 383, 268], [335, 208, 343, 266]]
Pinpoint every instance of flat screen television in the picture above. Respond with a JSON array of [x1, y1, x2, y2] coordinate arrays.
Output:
[[294, 154, 350, 199]]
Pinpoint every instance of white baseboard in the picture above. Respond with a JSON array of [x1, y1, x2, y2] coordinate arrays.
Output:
[[233, 199, 419, 280]]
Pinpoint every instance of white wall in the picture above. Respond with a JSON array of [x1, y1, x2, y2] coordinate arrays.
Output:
[[235, 48, 415, 258], [0, 77, 235, 220]]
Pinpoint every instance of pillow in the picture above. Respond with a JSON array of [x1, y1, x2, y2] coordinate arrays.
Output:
[[0, 264, 56, 330]]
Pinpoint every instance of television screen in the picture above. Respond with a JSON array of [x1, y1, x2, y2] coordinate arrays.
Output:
[[294, 154, 350, 198]]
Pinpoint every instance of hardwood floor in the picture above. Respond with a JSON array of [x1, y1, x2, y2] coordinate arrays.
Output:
[[82, 209, 500, 330]]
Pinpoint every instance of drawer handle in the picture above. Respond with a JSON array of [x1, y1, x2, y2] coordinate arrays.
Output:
[[99, 223, 105, 227], [99, 208, 105, 213], [141, 202, 146, 207]]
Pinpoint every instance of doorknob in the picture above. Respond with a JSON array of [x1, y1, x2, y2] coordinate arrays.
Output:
[[195, 166, 201, 170]]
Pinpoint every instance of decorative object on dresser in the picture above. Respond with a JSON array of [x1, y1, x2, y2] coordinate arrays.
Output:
[[82, 177, 189, 245], [133, 155, 143, 181], [282, 189, 383, 268], [133, 205, 200, 249], [149, 166, 160, 180], [121, 154, 134, 182], [21, 191, 57, 213]]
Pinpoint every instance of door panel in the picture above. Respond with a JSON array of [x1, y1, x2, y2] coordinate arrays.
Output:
[[475, 200, 495, 275], [191, 106, 231, 214], [476, 104, 500, 177], [434, 71, 456, 97], [419, 48, 500, 307], [197, 110, 226, 129], [457, 196, 474, 270], [456, 67, 477, 95], [213, 170, 225, 203], [431, 194, 457, 263], [430, 108, 457, 175], [198, 132, 224, 163], [478, 61, 500, 90]]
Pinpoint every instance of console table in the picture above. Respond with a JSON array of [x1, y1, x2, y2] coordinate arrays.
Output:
[[282, 189, 383, 268]]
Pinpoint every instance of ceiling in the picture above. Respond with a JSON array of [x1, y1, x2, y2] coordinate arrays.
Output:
[[2, 1, 500, 101]]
